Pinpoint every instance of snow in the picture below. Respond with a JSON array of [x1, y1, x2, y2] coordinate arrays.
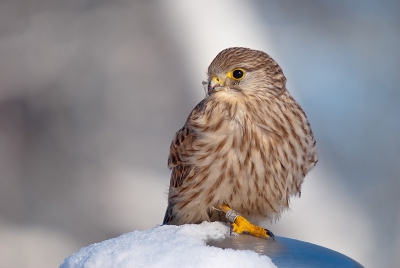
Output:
[[60, 222, 276, 268]]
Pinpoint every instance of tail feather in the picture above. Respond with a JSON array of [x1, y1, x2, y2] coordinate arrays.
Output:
[[162, 206, 174, 225]]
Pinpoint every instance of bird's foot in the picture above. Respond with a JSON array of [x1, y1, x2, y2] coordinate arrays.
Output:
[[231, 215, 275, 239], [218, 204, 274, 240]]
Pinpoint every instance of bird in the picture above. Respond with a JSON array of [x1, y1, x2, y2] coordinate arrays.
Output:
[[163, 47, 317, 239]]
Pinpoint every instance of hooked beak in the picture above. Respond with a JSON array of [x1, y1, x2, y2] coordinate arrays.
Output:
[[207, 76, 225, 95]]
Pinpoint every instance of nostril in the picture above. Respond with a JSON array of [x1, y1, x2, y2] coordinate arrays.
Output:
[[212, 76, 221, 83]]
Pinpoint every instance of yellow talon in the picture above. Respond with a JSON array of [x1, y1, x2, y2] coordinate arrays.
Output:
[[218, 204, 275, 240], [232, 215, 274, 239]]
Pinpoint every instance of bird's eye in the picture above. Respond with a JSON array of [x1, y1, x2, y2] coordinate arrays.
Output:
[[228, 68, 246, 80], [233, 69, 243, 79]]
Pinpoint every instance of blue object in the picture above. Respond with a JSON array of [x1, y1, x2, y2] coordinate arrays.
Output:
[[207, 235, 363, 268]]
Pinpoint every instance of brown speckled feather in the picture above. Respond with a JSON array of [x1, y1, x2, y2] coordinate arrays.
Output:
[[163, 101, 204, 224], [163, 47, 317, 225]]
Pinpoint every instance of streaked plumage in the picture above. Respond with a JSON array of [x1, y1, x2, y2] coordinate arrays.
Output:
[[163, 47, 317, 228]]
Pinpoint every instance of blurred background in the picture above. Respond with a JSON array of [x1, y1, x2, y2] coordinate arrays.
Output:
[[0, 0, 399, 267]]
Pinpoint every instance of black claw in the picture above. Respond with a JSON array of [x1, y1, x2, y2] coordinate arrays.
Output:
[[265, 229, 275, 241], [230, 224, 234, 236]]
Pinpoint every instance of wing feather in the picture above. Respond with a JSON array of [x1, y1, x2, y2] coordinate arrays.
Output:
[[163, 100, 206, 224]]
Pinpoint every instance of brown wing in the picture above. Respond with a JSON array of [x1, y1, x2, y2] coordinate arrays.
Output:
[[163, 100, 205, 224], [167, 125, 194, 188]]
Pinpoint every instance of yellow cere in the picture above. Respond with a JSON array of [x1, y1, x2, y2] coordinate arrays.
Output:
[[212, 76, 223, 84]]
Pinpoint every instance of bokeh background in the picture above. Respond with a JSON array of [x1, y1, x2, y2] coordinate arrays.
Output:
[[1, 0, 399, 267]]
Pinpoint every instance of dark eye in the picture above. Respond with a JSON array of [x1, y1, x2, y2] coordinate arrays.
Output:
[[232, 69, 244, 79]]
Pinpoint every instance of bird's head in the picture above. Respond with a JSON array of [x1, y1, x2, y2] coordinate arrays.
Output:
[[203, 47, 287, 97]]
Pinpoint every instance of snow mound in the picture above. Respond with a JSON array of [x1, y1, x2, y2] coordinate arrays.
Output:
[[60, 221, 276, 268]]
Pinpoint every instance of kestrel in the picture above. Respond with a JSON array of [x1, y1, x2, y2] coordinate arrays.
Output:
[[163, 47, 317, 239]]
